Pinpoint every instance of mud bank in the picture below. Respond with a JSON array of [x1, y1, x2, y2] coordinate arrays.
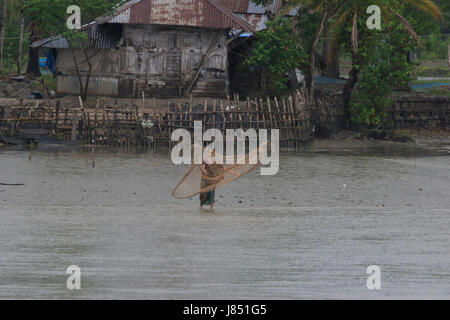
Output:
[[302, 129, 450, 156]]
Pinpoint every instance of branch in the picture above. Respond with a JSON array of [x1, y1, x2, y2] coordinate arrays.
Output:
[[389, 9, 422, 47]]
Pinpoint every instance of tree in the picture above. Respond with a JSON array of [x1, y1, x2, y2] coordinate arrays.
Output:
[[322, 24, 341, 78], [0, 0, 7, 73], [294, 1, 345, 103], [25, 21, 40, 76], [252, 0, 346, 102], [23, 0, 124, 98], [349, 31, 416, 125], [17, 9, 24, 74], [245, 17, 307, 96], [336, 0, 442, 119], [249, 0, 443, 126]]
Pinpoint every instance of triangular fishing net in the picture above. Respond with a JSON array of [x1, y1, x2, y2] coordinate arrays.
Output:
[[172, 142, 269, 199]]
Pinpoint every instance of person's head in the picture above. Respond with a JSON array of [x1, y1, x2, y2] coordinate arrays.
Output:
[[203, 148, 216, 165]]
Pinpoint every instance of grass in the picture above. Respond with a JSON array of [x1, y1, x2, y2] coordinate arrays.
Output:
[[416, 66, 450, 77], [416, 87, 450, 97], [412, 79, 450, 84]]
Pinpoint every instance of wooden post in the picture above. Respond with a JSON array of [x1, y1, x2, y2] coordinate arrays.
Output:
[[220, 100, 226, 131], [246, 98, 251, 130], [189, 100, 193, 131], [54, 100, 60, 134], [274, 96, 282, 145], [267, 97, 273, 129], [259, 98, 266, 129], [142, 91, 145, 116], [213, 99, 217, 130], [203, 99, 207, 131], [71, 110, 78, 141], [282, 98, 290, 148], [178, 102, 182, 128]]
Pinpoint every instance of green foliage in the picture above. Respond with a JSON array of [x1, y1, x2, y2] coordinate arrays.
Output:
[[2, 21, 29, 74], [432, 0, 450, 34], [350, 32, 416, 125], [245, 17, 307, 95], [37, 73, 56, 91], [23, 0, 124, 36], [0, 0, 124, 74], [417, 35, 450, 60]]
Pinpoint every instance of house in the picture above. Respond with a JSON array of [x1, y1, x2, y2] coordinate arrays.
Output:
[[32, 0, 287, 98]]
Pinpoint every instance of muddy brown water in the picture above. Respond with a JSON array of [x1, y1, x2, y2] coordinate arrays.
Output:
[[0, 141, 449, 299]]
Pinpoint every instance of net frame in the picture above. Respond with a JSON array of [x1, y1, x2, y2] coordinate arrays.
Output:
[[172, 141, 269, 199]]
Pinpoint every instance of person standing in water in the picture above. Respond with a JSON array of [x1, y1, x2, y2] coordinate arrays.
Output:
[[200, 149, 224, 210]]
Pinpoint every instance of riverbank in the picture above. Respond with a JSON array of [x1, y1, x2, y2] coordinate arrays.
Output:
[[297, 128, 449, 157], [2, 126, 450, 158]]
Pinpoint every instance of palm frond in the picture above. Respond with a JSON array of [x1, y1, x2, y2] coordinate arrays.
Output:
[[389, 9, 423, 47], [332, 11, 348, 28], [351, 11, 358, 54], [406, 0, 443, 20]]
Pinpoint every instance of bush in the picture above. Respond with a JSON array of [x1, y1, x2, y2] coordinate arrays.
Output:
[[350, 32, 416, 125]]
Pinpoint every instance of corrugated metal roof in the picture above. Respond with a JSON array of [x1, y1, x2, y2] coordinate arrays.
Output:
[[218, 0, 297, 15], [33, 0, 292, 49], [31, 23, 122, 49], [88, 24, 122, 49], [99, 0, 255, 32], [245, 1, 266, 14], [217, 0, 285, 14], [235, 13, 267, 31], [217, 0, 252, 13], [31, 36, 69, 49]]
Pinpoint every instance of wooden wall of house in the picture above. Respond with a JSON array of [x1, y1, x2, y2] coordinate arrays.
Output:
[[120, 25, 228, 97], [54, 24, 229, 98]]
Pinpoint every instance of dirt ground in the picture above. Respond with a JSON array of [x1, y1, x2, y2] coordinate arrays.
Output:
[[0, 75, 42, 99]]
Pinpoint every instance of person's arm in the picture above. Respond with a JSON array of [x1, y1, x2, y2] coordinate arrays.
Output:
[[218, 165, 225, 180]]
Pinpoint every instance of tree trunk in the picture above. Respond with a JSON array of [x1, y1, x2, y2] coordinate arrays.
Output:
[[26, 23, 41, 76], [305, 10, 329, 104], [342, 55, 360, 123], [322, 25, 332, 76], [0, 0, 7, 73], [70, 46, 84, 99], [325, 39, 341, 78], [342, 32, 367, 123], [82, 46, 92, 101], [306, 43, 316, 103], [17, 12, 25, 74]]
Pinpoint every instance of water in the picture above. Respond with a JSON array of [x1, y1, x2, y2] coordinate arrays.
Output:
[[412, 83, 450, 90], [0, 143, 449, 299]]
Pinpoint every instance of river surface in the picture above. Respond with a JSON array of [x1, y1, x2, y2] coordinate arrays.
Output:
[[0, 141, 449, 299]]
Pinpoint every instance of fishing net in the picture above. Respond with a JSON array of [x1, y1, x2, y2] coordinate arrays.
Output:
[[172, 142, 269, 199]]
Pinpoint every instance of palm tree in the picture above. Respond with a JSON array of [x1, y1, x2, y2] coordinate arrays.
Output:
[[259, 0, 442, 108], [336, 0, 443, 114], [267, 0, 344, 102]]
